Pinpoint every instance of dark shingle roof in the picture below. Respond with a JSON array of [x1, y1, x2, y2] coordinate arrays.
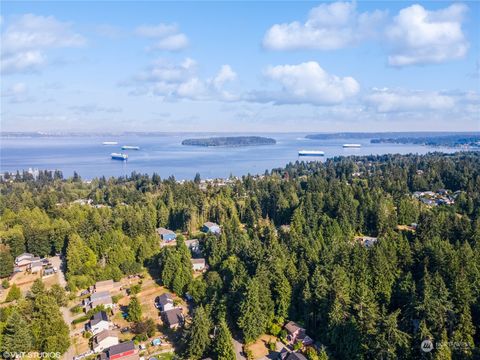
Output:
[[286, 353, 308, 360], [158, 293, 173, 306], [285, 321, 304, 334], [107, 341, 135, 356], [91, 311, 109, 325], [164, 308, 183, 326]]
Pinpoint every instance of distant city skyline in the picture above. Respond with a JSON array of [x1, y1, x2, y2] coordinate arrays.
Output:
[[1, 1, 479, 132]]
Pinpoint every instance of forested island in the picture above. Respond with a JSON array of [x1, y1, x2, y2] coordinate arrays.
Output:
[[370, 134, 480, 148], [182, 136, 276, 147], [1, 152, 480, 359], [306, 132, 479, 142]]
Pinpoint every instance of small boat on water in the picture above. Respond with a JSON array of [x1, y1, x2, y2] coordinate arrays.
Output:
[[299, 150, 325, 156], [343, 143, 362, 148], [103, 141, 118, 145], [121, 145, 140, 150], [111, 153, 128, 161]]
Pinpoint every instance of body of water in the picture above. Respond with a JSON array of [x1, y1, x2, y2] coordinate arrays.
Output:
[[0, 133, 463, 180]]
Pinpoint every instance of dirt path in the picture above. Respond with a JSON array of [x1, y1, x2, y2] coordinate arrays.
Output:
[[233, 338, 246, 360]]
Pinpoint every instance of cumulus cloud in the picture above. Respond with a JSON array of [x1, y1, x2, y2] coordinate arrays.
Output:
[[364, 88, 457, 112], [263, 1, 387, 50], [124, 58, 238, 101], [135, 23, 189, 51], [247, 61, 359, 106], [1, 14, 85, 74], [2, 82, 34, 103], [386, 4, 469, 66]]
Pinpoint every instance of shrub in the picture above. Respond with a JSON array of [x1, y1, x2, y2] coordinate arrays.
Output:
[[112, 294, 123, 304], [268, 323, 281, 336], [5, 284, 21, 302], [70, 305, 83, 314], [129, 284, 141, 295], [2, 279, 10, 289]]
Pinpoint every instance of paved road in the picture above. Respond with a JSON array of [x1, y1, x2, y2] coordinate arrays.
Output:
[[233, 338, 246, 360], [57, 256, 78, 360]]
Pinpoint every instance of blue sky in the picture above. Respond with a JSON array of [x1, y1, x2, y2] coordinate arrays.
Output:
[[1, 1, 479, 132]]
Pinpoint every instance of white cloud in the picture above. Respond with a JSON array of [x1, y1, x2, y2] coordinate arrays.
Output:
[[213, 65, 237, 89], [151, 33, 189, 51], [1, 51, 46, 73], [135, 23, 188, 51], [386, 4, 469, 66], [125, 58, 237, 101], [364, 88, 456, 112], [263, 1, 386, 50], [247, 61, 359, 106], [1, 82, 34, 103], [1, 14, 85, 74], [135, 23, 178, 38]]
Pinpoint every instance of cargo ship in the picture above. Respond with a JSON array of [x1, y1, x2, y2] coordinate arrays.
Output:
[[103, 141, 118, 145], [121, 145, 140, 150], [343, 143, 362, 148], [111, 153, 128, 161], [298, 150, 325, 156]]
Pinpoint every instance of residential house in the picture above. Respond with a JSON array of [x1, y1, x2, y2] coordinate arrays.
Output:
[[285, 353, 308, 360], [156, 293, 174, 312], [185, 239, 200, 255], [191, 258, 206, 272], [15, 253, 36, 269], [355, 236, 378, 248], [92, 330, 119, 353], [162, 308, 184, 329], [87, 311, 111, 335], [103, 341, 138, 360], [156, 228, 177, 242], [284, 321, 313, 346], [42, 267, 56, 278], [92, 279, 116, 293], [84, 291, 114, 311], [201, 222, 221, 234], [29, 260, 44, 274]]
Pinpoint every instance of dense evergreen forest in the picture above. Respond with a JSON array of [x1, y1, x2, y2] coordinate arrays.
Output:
[[1, 152, 480, 359]]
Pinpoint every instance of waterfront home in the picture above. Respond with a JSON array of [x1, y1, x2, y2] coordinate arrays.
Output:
[[156, 227, 177, 242], [92, 330, 119, 353], [201, 222, 221, 234]]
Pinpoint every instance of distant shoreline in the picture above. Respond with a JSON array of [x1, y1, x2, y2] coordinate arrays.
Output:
[[1, 131, 479, 138], [181, 136, 276, 147]]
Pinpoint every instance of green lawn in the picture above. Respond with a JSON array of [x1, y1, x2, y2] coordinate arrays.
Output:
[[155, 353, 174, 360]]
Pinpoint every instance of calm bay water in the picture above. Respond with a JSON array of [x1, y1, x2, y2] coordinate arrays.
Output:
[[0, 133, 461, 180]]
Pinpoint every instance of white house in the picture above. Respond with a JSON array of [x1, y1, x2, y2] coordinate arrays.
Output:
[[191, 258, 206, 272], [87, 311, 111, 335], [156, 293, 174, 312], [92, 330, 119, 353]]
